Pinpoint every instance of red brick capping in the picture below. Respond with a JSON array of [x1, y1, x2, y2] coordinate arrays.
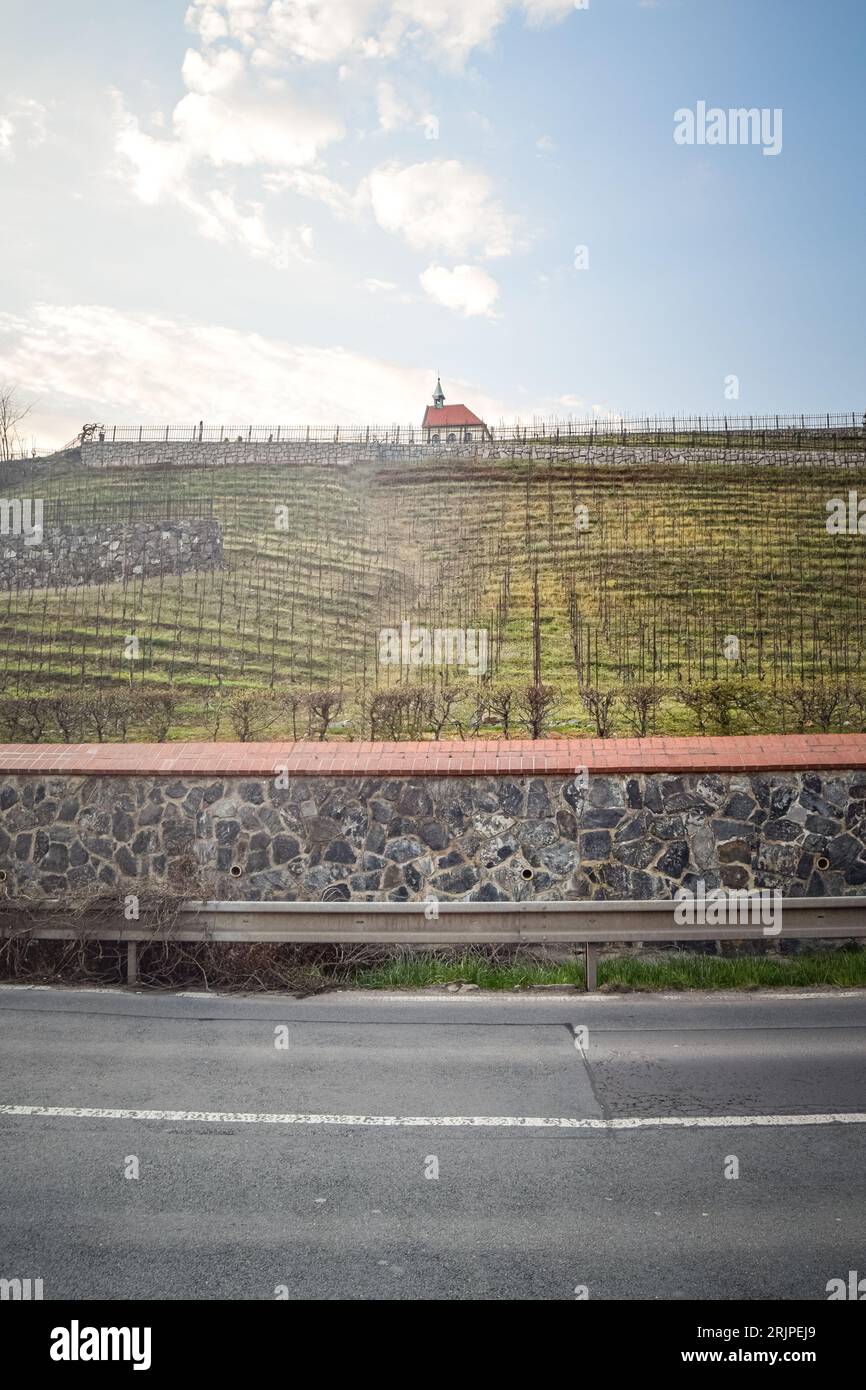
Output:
[[0, 734, 865, 777]]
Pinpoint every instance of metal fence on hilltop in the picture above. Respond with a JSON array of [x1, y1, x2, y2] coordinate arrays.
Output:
[[80, 411, 866, 450]]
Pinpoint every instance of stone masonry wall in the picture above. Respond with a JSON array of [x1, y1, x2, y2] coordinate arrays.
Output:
[[2, 767, 866, 904], [81, 440, 857, 471], [0, 519, 223, 591]]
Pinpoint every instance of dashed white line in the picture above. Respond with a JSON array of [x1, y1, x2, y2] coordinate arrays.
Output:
[[1, 1105, 865, 1131]]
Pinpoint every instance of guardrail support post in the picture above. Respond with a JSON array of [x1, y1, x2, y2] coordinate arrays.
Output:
[[126, 941, 138, 988], [584, 943, 598, 992]]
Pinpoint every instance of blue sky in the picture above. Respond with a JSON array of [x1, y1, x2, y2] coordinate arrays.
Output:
[[0, 0, 863, 449]]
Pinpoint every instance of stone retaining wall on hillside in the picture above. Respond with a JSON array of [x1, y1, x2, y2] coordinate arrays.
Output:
[[2, 737, 866, 904], [81, 440, 859, 470], [0, 519, 223, 590]]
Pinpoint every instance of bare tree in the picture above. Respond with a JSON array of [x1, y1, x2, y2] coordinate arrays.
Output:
[[0, 385, 37, 463]]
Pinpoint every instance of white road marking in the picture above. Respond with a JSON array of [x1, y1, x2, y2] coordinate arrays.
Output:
[[1, 1104, 865, 1130]]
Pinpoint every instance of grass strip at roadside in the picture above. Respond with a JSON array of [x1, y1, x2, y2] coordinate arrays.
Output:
[[353, 949, 866, 992]]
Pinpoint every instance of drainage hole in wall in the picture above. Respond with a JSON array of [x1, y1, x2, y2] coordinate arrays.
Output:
[[229, 865, 242, 878], [816, 856, 830, 870], [521, 868, 533, 880]]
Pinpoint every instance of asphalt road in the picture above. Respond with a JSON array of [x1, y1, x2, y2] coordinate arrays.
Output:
[[0, 984, 864, 1300]]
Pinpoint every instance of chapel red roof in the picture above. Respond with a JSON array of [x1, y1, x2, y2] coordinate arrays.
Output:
[[422, 404, 485, 428]]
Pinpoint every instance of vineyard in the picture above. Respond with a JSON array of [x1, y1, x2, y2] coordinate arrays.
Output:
[[1, 440, 866, 740]]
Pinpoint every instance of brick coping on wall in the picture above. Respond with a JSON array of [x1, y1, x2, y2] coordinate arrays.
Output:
[[0, 734, 865, 777]]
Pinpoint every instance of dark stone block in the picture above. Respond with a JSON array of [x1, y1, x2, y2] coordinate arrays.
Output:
[[437, 850, 463, 869], [273, 834, 300, 864], [527, 781, 551, 818], [826, 833, 861, 869], [626, 778, 642, 808], [769, 785, 797, 816], [581, 830, 611, 859], [656, 840, 689, 878], [365, 824, 386, 855], [615, 837, 660, 869], [396, 783, 432, 817], [68, 863, 97, 890], [583, 808, 624, 830], [40, 842, 69, 873], [470, 882, 508, 901], [720, 864, 749, 889], [762, 818, 802, 843], [240, 781, 265, 804], [387, 816, 417, 839], [629, 870, 655, 900], [795, 852, 813, 879], [714, 820, 756, 842], [325, 882, 351, 901], [115, 847, 138, 876], [721, 792, 756, 820], [0, 787, 19, 811], [39, 875, 67, 892], [324, 840, 355, 864], [386, 837, 424, 864], [806, 815, 842, 837], [433, 865, 479, 895], [14, 832, 31, 860], [404, 862, 423, 892], [419, 820, 448, 850], [216, 820, 241, 845], [162, 822, 195, 854], [718, 839, 752, 865], [112, 810, 135, 843], [498, 781, 523, 816], [614, 813, 648, 843]]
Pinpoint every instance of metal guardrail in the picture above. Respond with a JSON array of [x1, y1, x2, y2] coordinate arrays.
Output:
[[3, 897, 864, 991]]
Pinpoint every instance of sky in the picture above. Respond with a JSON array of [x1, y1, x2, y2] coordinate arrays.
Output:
[[0, 0, 864, 451]]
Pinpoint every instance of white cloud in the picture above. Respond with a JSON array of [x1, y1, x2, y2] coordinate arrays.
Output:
[[420, 263, 500, 317], [0, 303, 506, 448], [172, 86, 342, 169], [376, 80, 411, 132], [368, 159, 519, 257], [181, 46, 247, 94], [363, 276, 398, 292], [0, 99, 48, 158], [186, 0, 574, 70]]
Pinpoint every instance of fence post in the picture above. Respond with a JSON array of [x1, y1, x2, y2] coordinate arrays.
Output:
[[126, 940, 138, 988], [584, 942, 598, 992]]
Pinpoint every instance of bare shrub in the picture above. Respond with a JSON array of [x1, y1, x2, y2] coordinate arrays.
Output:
[[579, 684, 619, 738], [620, 683, 665, 737], [517, 683, 559, 740]]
